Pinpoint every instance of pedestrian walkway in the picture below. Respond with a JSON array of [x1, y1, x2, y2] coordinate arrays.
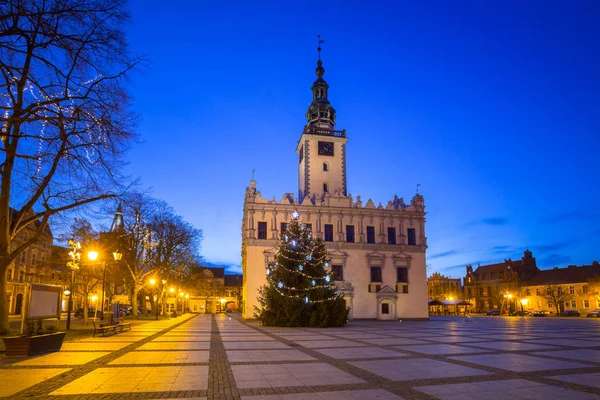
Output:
[[1, 314, 600, 399]]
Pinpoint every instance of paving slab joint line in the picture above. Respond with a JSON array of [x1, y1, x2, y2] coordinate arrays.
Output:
[[207, 315, 241, 400]]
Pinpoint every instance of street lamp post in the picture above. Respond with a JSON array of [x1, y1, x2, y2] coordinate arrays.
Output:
[[66, 240, 81, 330], [149, 278, 159, 320], [88, 250, 122, 320]]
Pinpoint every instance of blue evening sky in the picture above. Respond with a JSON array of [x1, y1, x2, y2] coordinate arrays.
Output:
[[124, 0, 599, 277]]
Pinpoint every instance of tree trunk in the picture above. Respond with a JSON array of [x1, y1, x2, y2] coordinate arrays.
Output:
[[83, 284, 89, 325], [132, 283, 140, 318], [0, 258, 10, 334]]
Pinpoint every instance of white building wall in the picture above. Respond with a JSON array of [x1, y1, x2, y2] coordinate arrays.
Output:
[[242, 185, 428, 320]]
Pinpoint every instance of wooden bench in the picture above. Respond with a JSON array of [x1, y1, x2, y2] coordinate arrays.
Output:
[[114, 317, 132, 332], [92, 320, 119, 337]]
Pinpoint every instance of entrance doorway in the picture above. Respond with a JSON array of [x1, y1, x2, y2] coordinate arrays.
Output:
[[15, 293, 23, 314], [379, 300, 394, 320]]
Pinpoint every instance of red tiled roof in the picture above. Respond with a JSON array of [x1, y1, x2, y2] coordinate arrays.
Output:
[[524, 264, 600, 286]]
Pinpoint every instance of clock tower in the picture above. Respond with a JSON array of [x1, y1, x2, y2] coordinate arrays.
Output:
[[297, 52, 348, 201]]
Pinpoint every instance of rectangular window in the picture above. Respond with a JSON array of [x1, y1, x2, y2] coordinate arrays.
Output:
[[31, 253, 36, 266], [490, 272, 496, 279], [381, 303, 390, 314], [366, 226, 376, 243], [257, 222, 267, 240], [525, 288, 531, 296], [569, 286, 575, 295], [467, 288, 472, 297], [370, 267, 382, 282], [387, 227, 396, 244], [537, 301, 542, 309], [402, 285, 409, 294], [346, 225, 355, 243], [396, 267, 408, 283], [407, 228, 416, 245], [571, 300, 577, 308], [536, 288, 541, 296], [479, 287, 484, 296], [584, 300, 590, 308], [332, 265, 343, 281], [280, 222, 288, 237], [305, 223, 312, 231], [583, 285, 588, 294], [481, 273, 487, 280], [499, 272, 504, 279], [557, 287, 563, 295], [324, 224, 334, 242]]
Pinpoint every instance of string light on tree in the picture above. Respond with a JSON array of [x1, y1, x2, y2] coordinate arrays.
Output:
[[255, 209, 349, 327]]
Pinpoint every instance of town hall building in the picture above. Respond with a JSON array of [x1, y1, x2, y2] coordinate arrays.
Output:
[[241, 51, 428, 320]]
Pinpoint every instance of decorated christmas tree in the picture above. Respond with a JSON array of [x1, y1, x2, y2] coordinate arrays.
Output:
[[255, 211, 349, 327]]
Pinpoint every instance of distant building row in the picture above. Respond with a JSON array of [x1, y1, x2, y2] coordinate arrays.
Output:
[[428, 250, 600, 314]]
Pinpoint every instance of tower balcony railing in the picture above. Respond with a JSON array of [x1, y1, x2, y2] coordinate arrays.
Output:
[[303, 126, 346, 138]]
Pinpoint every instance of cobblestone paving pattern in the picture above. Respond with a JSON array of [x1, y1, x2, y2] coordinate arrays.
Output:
[[1, 314, 600, 399]]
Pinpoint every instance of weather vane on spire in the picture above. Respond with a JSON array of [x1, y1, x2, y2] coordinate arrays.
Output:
[[416, 183, 421, 194], [252, 169, 255, 180], [318, 35, 324, 60]]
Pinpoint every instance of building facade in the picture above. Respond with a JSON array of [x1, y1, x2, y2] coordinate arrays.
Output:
[[520, 262, 600, 314], [427, 272, 463, 300], [463, 250, 538, 312], [242, 54, 428, 320], [5, 210, 58, 315]]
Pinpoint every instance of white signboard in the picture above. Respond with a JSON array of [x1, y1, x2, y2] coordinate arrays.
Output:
[[28, 283, 62, 319]]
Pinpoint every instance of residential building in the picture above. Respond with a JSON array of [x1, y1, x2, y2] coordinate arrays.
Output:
[[5, 209, 56, 315], [241, 52, 428, 320], [182, 267, 243, 314], [427, 272, 463, 300], [521, 262, 600, 314], [464, 250, 538, 312]]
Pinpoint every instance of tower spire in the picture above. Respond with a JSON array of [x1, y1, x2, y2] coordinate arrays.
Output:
[[110, 202, 124, 233], [306, 35, 336, 129], [318, 34, 324, 61]]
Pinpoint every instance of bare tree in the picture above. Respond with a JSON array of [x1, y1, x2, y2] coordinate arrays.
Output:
[[0, 0, 140, 333], [543, 284, 573, 315], [120, 194, 202, 318]]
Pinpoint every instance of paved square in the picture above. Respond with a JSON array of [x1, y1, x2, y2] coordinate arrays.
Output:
[[3, 314, 600, 399], [396, 344, 491, 355], [232, 363, 365, 388], [226, 349, 316, 362], [349, 358, 492, 380], [0, 368, 70, 397], [240, 389, 405, 399], [50, 366, 209, 394], [13, 351, 111, 365], [416, 378, 600, 399], [313, 347, 408, 359], [449, 353, 592, 372], [548, 372, 600, 389], [109, 350, 209, 364]]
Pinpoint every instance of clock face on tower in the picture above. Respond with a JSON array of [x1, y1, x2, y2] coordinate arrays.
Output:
[[318, 141, 334, 156]]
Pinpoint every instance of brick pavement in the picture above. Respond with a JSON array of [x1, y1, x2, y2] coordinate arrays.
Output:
[[1, 314, 600, 399]]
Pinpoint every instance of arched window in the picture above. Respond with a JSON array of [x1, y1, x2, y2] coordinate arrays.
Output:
[[323, 162, 328, 171], [323, 183, 328, 193]]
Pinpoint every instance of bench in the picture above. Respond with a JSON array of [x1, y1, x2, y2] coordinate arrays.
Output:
[[92, 320, 119, 337], [114, 317, 132, 332], [92, 315, 132, 337]]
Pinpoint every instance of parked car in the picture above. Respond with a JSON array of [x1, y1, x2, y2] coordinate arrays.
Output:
[[119, 307, 132, 316], [510, 310, 529, 316], [225, 308, 233, 313], [531, 310, 549, 317], [586, 309, 600, 318], [74, 308, 103, 319], [485, 309, 500, 316], [560, 310, 581, 317]]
